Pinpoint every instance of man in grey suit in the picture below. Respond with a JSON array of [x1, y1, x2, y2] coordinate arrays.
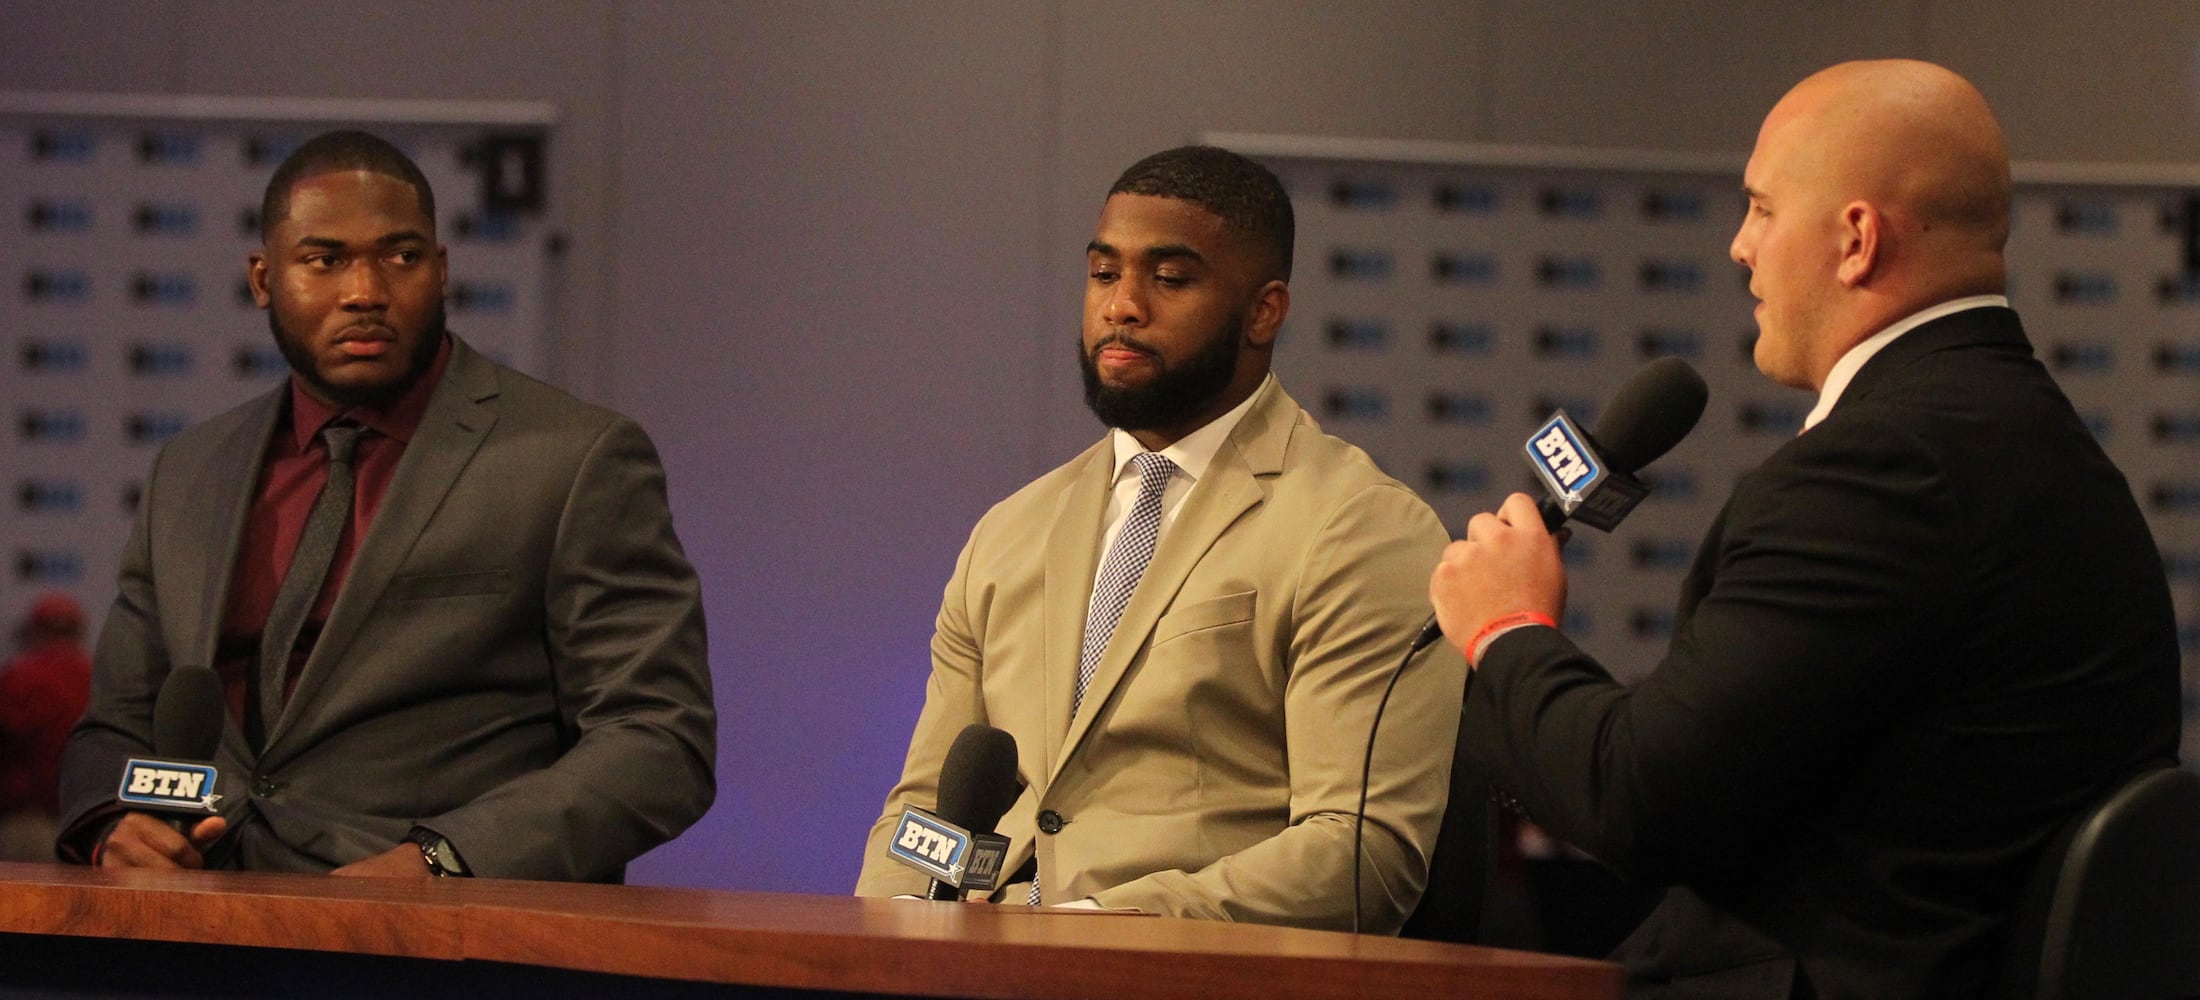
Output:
[[57, 130, 715, 881], [857, 146, 1465, 931]]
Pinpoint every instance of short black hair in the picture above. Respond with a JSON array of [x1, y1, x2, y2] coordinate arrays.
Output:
[[260, 130, 436, 240], [1109, 145, 1294, 282]]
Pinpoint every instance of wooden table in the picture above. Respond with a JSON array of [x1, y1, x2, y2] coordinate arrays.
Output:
[[0, 862, 1617, 999]]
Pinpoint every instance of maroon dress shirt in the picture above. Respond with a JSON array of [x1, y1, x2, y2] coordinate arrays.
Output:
[[214, 337, 452, 743]]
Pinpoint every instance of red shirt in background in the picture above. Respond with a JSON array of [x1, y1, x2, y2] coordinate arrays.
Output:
[[0, 639, 91, 816]]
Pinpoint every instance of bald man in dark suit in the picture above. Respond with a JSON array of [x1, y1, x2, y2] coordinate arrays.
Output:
[[1430, 61, 2181, 998]]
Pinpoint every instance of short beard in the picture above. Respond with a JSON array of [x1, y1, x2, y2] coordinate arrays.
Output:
[[268, 299, 446, 409], [1079, 310, 1243, 432]]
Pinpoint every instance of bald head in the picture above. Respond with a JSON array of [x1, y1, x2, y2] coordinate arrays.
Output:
[[1733, 60, 2012, 389], [1774, 60, 2011, 255]]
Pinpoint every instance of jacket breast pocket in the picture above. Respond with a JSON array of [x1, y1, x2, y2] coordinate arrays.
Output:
[[1152, 590, 1256, 646], [387, 569, 512, 602]]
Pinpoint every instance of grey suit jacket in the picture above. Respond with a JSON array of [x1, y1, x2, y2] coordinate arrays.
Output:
[[59, 336, 716, 881], [856, 380, 1466, 931]]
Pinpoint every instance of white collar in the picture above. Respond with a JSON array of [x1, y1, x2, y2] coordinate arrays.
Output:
[[1801, 295, 2008, 432]]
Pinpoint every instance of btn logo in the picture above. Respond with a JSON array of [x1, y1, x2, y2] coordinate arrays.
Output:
[[125, 412, 190, 445], [892, 808, 968, 876], [1528, 413, 1600, 498], [131, 272, 197, 306], [16, 549, 83, 584], [18, 480, 84, 514], [117, 758, 222, 813], [881, 804, 1010, 892], [129, 342, 195, 377], [450, 281, 515, 314]]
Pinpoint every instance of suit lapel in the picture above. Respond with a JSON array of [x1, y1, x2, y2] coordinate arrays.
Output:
[[1049, 382, 1295, 782], [189, 390, 283, 766], [1039, 443, 1113, 781], [185, 392, 282, 667], [265, 337, 501, 754]]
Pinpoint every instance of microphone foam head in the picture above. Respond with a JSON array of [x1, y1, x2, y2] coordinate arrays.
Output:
[[152, 665, 225, 761], [935, 724, 1022, 833], [1594, 357, 1709, 473]]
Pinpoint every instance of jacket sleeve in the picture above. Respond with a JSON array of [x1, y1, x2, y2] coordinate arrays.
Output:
[[54, 443, 177, 862], [1462, 414, 1958, 885], [855, 526, 988, 898], [421, 417, 717, 881]]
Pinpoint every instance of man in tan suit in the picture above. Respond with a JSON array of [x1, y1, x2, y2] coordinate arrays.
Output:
[[857, 146, 1464, 932]]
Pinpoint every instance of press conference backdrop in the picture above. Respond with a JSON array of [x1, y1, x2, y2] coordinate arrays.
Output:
[[1233, 134, 2200, 762], [4, 102, 2196, 782], [0, 94, 557, 643]]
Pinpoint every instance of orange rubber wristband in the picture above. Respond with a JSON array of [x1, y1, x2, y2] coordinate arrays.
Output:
[[1468, 611, 1559, 665]]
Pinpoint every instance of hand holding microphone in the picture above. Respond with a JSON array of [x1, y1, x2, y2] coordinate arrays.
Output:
[[1419, 358, 1709, 657], [1430, 494, 1575, 663], [99, 665, 229, 868], [98, 810, 227, 869]]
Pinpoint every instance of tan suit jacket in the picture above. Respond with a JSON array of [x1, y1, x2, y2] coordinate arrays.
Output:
[[857, 381, 1465, 931]]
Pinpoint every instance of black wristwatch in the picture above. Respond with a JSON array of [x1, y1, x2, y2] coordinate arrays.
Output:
[[406, 826, 472, 877]]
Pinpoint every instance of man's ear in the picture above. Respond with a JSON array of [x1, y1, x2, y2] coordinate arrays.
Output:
[[1245, 279, 1289, 349], [1835, 201, 1881, 288], [246, 252, 273, 309]]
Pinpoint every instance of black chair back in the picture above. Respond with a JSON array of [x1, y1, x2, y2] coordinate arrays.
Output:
[[1999, 766, 2200, 1000], [1399, 749, 1494, 943]]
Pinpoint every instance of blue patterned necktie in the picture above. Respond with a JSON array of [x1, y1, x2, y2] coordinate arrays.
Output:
[[1034, 451, 1176, 906]]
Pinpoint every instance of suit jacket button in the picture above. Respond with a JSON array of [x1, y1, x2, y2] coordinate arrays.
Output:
[[1037, 810, 1064, 834], [253, 775, 279, 797]]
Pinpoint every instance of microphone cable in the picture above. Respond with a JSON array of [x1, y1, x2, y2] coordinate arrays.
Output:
[[1351, 634, 1469, 935]]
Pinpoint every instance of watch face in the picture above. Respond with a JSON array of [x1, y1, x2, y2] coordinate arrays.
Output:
[[431, 838, 467, 875]]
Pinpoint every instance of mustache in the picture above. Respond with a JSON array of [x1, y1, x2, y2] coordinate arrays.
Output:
[[1088, 331, 1158, 359], [337, 321, 397, 340]]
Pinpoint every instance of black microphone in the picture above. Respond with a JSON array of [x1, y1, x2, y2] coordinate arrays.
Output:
[[923, 724, 1021, 900], [883, 724, 1021, 900], [116, 665, 227, 826], [154, 665, 224, 762], [1411, 358, 1709, 651], [1527, 356, 1710, 532]]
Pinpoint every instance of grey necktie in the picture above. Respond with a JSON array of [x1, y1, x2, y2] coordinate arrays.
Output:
[[1035, 451, 1175, 906], [257, 422, 360, 743]]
